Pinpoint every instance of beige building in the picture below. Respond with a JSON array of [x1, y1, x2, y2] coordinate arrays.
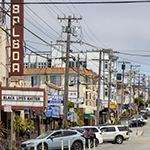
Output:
[[24, 67, 98, 125]]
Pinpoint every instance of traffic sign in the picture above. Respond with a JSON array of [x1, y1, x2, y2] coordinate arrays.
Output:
[[70, 98, 84, 104], [4, 105, 12, 112]]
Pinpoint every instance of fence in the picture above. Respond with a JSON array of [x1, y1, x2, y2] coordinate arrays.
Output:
[[32, 139, 96, 150]]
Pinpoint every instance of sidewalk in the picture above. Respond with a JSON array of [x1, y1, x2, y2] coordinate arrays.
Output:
[[129, 127, 144, 137]]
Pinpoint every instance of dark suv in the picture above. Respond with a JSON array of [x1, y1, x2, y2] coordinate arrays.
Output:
[[71, 127, 96, 148]]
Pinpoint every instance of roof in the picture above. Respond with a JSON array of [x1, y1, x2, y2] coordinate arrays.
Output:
[[45, 82, 64, 91], [24, 67, 98, 77]]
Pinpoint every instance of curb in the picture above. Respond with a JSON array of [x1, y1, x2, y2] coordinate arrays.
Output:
[[140, 131, 144, 136]]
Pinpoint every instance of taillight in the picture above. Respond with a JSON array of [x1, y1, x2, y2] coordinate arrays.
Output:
[[87, 132, 89, 136], [93, 132, 95, 135], [126, 132, 129, 135], [81, 134, 84, 137]]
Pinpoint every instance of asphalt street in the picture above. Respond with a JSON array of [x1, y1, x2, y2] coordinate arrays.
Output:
[[90, 118, 150, 150]]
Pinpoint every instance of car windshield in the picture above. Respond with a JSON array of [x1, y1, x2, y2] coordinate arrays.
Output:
[[36, 131, 52, 139]]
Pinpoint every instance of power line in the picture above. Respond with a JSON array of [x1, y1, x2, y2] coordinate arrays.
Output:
[[2, 1, 150, 4]]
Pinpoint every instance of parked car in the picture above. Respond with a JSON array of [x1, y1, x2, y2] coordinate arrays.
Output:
[[129, 119, 145, 127], [70, 127, 96, 148], [21, 129, 85, 150], [79, 126, 103, 145], [98, 125, 129, 144]]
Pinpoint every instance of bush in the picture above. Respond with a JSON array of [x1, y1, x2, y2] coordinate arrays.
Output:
[[76, 120, 84, 126], [114, 119, 120, 125]]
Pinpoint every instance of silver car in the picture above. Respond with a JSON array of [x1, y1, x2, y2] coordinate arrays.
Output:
[[21, 129, 85, 150]]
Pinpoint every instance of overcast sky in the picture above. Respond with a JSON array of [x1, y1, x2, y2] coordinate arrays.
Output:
[[5, 0, 150, 78]]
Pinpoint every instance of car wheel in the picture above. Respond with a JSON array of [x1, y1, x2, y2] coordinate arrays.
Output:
[[140, 124, 143, 127], [115, 136, 123, 144], [95, 138, 99, 147], [37, 144, 48, 150], [72, 141, 83, 150]]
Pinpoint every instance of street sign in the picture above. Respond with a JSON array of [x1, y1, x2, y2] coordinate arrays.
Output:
[[48, 95, 63, 105], [4, 105, 12, 112], [70, 98, 84, 104], [70, 112, 78, 122], [24, 108, 29, 114]]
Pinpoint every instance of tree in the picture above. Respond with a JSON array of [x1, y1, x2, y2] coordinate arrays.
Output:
[[13, 116, 35, 140], [0, 121, 7, 138], [134, 97, 145, 106]]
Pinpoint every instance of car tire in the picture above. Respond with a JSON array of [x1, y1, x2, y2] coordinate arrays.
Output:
[[115, 136, 123, 144], [71, 141, 83, 150], [140, 124, 143, 127], [95, 138, 99, 147], [37, 144, 48, 150]]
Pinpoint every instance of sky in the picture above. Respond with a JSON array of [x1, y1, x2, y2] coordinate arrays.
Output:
[[3, 0, 150, 80]]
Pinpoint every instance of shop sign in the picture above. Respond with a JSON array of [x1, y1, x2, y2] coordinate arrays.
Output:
[[1, 89, 44, 108], [48, 95, 63, 105], [46, 106, 60, 118], [111, 102, 116, 109], [70, 98, 84, 104], [4, 105, 12, 112], [68, 91, 77, 98], [10, 0, 24, 81]]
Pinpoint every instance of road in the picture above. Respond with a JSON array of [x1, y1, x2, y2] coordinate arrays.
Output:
[[91, 119, 150, 150]]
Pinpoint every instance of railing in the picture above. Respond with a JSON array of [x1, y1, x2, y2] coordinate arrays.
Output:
[[31, 139, 96, 150]]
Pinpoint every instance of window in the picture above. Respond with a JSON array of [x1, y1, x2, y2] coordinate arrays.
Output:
[[24, 63, 28, 68], [118, 127, 127, 131], [63, 131, 77, 136], [38, 62, 46, 68], [30, 63, 36, 68], [70, 76, 77, 86], [89, 93, 91, 99], [86, 92, 88, 99], [31, 76, 40, 87], [85, 128, 98, 133], [51, 131, 62, 138], [50, 76, 61, 86], [105, 88, 108, 97], [107, 127, 116, 132], [105, 61, 108, 69]]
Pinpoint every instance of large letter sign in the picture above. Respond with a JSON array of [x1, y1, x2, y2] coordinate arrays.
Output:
[[10, 0, 24, 81]]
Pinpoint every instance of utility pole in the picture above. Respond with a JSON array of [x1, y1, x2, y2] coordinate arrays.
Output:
[[138, 73, 140, 114], [93, 50, 102, 125], [57, 15, 82, 128], [129, 64, 132, 116], [77, 54, 80, 117], [92, 49, 112, 124], [108, 56, 112, 120], [118, 61, 130, 116]]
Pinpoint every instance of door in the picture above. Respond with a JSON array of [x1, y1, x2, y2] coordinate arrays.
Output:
[[62, 131, 78, 148], [100, 127, 108, 141], [48, 131, 63, 149], [106, 127, 116, 141]]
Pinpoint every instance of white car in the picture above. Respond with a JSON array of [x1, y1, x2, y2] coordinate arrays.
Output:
[[98, 125, 129, 144], [80, 126, 103, 145]]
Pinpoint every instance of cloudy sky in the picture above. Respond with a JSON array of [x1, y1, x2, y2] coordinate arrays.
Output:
[[4, 0, 150, 78]]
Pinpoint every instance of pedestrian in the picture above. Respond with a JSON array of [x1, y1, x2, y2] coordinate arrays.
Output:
[[111, 116, 114, 124]]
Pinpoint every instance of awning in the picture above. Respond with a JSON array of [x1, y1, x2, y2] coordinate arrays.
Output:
[[84, 114, 96, 120], [46, 106, 60, 118]]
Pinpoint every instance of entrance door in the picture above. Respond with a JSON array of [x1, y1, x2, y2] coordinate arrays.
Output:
[[1, 111, 7, 138]]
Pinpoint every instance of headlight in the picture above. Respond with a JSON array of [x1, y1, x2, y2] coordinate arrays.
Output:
[[28, 143, 35, 145]]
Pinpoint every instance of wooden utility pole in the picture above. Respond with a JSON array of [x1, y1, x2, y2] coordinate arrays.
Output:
[[92, 50, 102, 125], [77, 54, 80, 116], [57, 15, 82, 128], [118, 61, 130, 116]]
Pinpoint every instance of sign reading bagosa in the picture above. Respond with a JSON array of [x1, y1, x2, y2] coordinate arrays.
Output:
[[10, 0, 24, 81]]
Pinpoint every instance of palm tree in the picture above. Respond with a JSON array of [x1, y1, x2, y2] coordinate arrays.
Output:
[[13, 116, 24, 140], [0, 121, 7, 138], [13, 116, 35, 140]]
